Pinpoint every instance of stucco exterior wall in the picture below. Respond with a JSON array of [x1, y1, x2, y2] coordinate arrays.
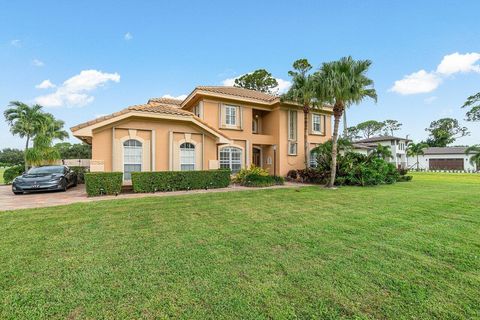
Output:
[[91, 117, 220, 175], [87, 97, 333, 178]]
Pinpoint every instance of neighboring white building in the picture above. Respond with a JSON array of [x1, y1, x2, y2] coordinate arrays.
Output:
[[407, 147, 478, 171], [353, 136, 411, 169]]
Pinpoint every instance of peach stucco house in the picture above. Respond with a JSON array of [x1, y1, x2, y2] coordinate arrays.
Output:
[[71, 86, 333, 180]]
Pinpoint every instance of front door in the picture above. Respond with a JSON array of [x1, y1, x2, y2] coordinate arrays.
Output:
[[253, 147, 261, 167]]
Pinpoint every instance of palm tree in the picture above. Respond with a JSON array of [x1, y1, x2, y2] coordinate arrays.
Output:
[[4, 101, 46, 170], [373, 144, 393, 160], [41, 113, 69, 141], [406, 142, 428, 170], [465, 145, 480, 171], [316, 56, 377, 188], [282, 59, 319, 168], [24, 113, 68, 167]]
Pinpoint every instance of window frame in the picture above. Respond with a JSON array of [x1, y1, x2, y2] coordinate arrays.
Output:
[[225, 105, 237, 126], [123, 139, 142, 180], [219, 146, 242, 173], [312, 113, 323, 134], [288, 109, 297, 141], [180, 142, 195, 171]]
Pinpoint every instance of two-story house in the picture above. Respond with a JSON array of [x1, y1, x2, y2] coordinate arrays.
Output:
[[71, 86, 333, 181], [353, 136, 410, 169]]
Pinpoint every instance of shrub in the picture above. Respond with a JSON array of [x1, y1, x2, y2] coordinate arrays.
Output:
[[131, 169, 231, 193], [286, 170, 298, 180], [3, 165, 25, 184], [233, 165, 268, 184], [84, 172, 123, 196], [241, 173, 284, 187], [70, 166, 89, 184], [398, 175, 413, 182], [297, 168, 326, 184]]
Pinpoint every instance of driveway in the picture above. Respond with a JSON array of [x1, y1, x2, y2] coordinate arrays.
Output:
[[0, 185, 89, 211], [0, 182, 304, 212]]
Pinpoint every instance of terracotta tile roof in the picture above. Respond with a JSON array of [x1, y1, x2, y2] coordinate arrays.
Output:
[[128, 103, 193, 116], [147, 97, 184, 106], [196, 86, 279, 103], [71, 102, 193, 132]]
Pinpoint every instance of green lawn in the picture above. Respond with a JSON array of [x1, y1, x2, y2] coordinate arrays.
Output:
[[1, 173, 479, 319]]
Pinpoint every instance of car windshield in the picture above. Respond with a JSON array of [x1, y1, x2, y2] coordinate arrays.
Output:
[[27, 166, 64, 175]]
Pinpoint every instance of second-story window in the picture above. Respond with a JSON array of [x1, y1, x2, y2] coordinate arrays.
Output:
[[225, 105, 237, 126], [312, 114, 322, 133], [288, 110, 297, 155], [288, 110, 297, 140]]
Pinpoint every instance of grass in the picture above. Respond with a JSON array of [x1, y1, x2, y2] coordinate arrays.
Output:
[[0, 173, 479, 319]]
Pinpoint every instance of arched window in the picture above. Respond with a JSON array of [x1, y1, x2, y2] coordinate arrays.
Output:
[[180, 142, 195, 171], [124, 139, 142, 180], [309, 150, 318, 168], [220, 147, 242, 173]]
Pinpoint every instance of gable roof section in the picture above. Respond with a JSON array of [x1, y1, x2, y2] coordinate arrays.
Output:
[[182, 86, 281, 107], [71, 101, 231, 144], [147, 97, 184, 106], [71, 102, 191, 132]]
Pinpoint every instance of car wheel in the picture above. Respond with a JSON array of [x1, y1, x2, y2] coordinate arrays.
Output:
[[61, 179, 68, 192]]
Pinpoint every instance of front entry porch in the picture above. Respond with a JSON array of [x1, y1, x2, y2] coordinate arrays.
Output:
[[251, 144, 276, 175]]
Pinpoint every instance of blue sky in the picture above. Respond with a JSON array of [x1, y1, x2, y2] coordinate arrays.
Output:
[[1, 0, 479, 149]]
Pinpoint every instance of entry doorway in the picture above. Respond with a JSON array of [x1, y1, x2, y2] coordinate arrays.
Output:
[[252, 146, 262, 167]]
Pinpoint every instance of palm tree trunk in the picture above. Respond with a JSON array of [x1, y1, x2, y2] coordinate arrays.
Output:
[[416, 154, 419, 171], [343, 111, 347, 137], [303, 105, 309, 168], [328, 102, 343, 188], [24, 135, 30, 172]]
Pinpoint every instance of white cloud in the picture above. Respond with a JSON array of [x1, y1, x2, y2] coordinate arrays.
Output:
[[436, 52, 480, 75], [35, 80, 56, 89], [10, 39, 21, 47], [424, 96, 438, 104], [390, 70, 442, 95], [391, 52, 480, 95], [275, 78, 292, 94], [32, 59, 45, 67], [221, 73, 291, 94], [124, 32, 133, 40], [161, 94, 188, 100], [35, 70, 120, 107]]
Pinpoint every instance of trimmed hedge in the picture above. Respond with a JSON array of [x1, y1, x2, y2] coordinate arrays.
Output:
[[84, 172, 123, 196], [131, 169, 231, 193]]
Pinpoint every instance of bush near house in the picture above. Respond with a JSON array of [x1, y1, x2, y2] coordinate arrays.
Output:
[[300, 149, 403, 186], [131, 169, 231, 193], [233, 166, 284, 187], [84, 172, 123, 196], [2, 165, 24, 185]]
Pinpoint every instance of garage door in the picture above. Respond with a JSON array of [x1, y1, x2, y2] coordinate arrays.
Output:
[[429, 158, 464, 170]]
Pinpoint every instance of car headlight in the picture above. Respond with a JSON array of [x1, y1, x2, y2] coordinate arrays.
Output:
[[50, 176, 63, 181]]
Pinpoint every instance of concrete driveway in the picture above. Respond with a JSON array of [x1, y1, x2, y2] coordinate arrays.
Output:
[[0, 184, 89, 211]]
